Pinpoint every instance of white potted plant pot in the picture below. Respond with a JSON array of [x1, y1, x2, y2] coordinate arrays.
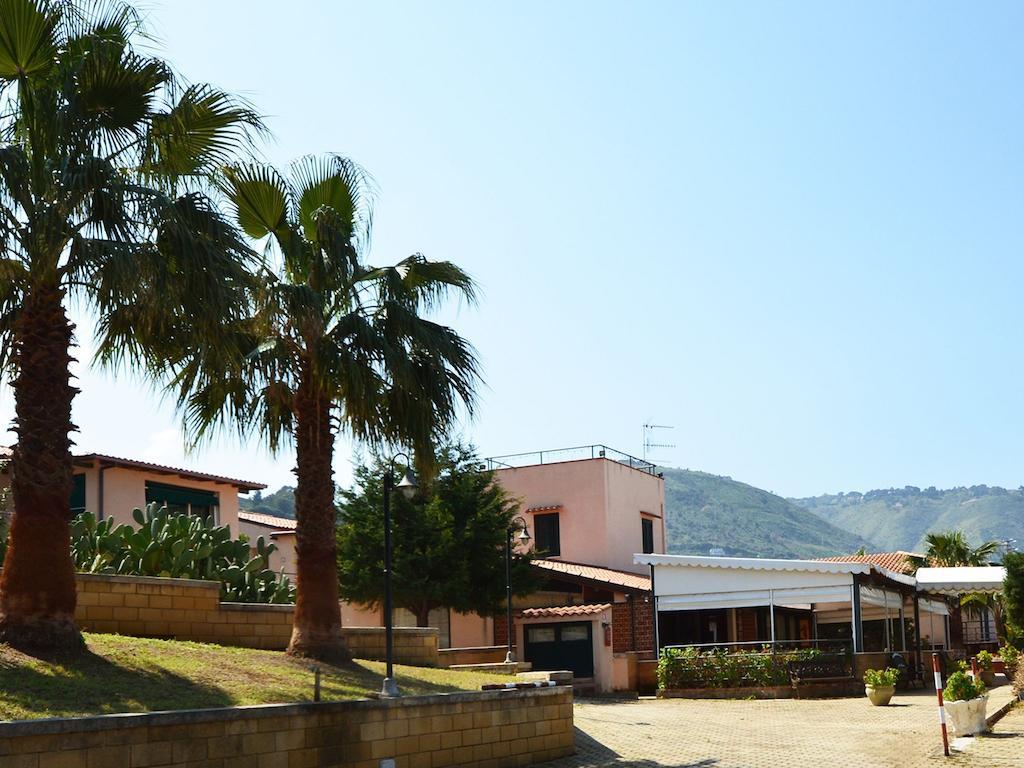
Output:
[[865, 685, 895, 706], [944, 695, 989, 736]]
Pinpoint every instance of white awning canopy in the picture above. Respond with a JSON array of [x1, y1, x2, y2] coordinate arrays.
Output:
[[657, 584, 852, 612], [915, 566, 1006, 595], [918, 597, 950, 616]]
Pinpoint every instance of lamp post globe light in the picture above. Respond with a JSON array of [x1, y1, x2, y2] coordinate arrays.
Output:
[[504, 516, 531, 664], [381, 453, 418, 698]]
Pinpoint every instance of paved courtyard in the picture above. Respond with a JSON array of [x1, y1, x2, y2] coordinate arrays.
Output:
[[541, 683, 1021, 768]]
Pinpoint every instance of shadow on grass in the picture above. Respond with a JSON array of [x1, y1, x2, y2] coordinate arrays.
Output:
[[329, 659, 494, 699], [0, 646, 234, 719], [0, 636, 514, 720]]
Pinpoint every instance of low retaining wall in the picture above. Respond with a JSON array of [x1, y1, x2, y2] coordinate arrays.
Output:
[[0, 686, 574, 768], [440, 645, 510, 667], [343, 627, 439, 667], [659, 685, 795, 700], [637, 659, 658, 695], [74, 573, 439, 666]]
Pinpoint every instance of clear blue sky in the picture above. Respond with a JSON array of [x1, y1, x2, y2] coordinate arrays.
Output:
[[5, 1, 1024, 498]]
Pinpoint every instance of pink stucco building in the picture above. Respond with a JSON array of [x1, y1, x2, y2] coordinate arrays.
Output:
[[331, 444, 666, 693], [0, 452, 265, 534], [489, 446, 666, 574]]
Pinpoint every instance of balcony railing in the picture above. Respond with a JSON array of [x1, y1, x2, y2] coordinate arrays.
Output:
[[485, 444, 658, 475]]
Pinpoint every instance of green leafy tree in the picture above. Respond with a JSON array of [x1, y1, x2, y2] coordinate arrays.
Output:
[[0, 0, 260, 652], [185, 157, 479, 659], [1004, 551, 1024, 644], [336, 443, 539, 627]]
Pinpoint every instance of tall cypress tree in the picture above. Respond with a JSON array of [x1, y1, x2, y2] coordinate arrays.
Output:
[[337, 443, 539, 627]]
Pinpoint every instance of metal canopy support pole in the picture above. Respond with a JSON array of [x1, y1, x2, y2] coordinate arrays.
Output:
[[650, 564, 660, 657], [883, 591, 891, 651], [852, 580, 863, 654], [769, 589, 776, 646], [899, 597, 907, 652], [913, 594, 923, 673]]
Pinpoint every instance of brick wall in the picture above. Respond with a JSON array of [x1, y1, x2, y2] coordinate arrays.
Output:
[[633, 599, 654, 653], [0, 686, 574, 768], [73, 573, 439, 666], [612, 602, 631, 652], [493, 613, 509, 646], [610, 598, 654, 653]]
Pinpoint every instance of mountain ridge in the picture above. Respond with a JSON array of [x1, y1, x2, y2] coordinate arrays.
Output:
[[658, 467, 875, 558], [790, 484, 1024, 553]]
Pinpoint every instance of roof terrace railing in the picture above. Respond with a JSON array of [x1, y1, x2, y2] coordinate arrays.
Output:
[[484, 444, 658, 475]]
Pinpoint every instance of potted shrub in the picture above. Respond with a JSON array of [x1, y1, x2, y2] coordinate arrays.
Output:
[[943, 670, 988, 736], [998, 644, 1019, 682], [975, 651, 997, 686], [863, 668, 899, 706]]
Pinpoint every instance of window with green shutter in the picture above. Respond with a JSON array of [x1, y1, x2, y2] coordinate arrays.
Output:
[[144, 482, 219, 521], [69, 474, 86, 515]]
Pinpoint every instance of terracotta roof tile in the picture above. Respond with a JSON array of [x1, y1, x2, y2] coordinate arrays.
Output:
[[814, 551, 921, 575], [532, 559, 651, 592], [520, 603, 612, 618], [73, 453, 265, 491], [238, 511, 298, 531]]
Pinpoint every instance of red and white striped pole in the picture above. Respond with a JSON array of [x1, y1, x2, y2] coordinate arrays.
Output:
[[933, 653, 950, 757]]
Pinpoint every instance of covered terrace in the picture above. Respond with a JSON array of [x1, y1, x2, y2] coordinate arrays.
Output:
[[635, 554, 952, 677]]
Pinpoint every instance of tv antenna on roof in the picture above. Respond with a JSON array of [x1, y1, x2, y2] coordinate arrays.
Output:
[[642, 423, 675, 463]]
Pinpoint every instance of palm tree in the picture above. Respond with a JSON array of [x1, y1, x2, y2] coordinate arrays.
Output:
[[907, 531, 1001, 571], [184, 156, 479, 659], [0, 0, 261, 652], [908, 530, 1004, 641]]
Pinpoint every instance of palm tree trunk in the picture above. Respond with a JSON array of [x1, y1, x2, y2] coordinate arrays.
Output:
[[287, 361, 348, 660], [0, 283, 83, 654]]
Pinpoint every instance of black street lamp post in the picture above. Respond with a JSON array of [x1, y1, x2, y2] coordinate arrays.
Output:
[[381, 453, 418, 698], [504, 516, 531, 664]]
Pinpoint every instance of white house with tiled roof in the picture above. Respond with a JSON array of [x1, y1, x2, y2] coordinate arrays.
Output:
[[237, 511, 298, 578]]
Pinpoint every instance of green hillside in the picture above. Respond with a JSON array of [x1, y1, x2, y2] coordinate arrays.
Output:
[[791, 485, 1024, 553], [240, 486, 296, 519], [659, 468, 875, 558]]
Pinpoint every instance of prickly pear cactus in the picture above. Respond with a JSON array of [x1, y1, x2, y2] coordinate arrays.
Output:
[[70, 503, 295, 604]]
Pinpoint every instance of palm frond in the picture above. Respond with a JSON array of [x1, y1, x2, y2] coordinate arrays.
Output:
[[220, 163, 290, 240], [0, 0, 59, 82], [74, 46, 168, 154], [291, 154, 374, 252], [145, 84, 264, 179], [61, 0, 143, 50]]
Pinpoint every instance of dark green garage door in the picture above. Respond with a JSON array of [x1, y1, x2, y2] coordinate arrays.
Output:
[[524, 622, 594, 678]]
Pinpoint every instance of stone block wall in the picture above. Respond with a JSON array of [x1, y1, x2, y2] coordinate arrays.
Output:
[[0, 686, 574, 768], [73, 573, 439, 666], [75, 573, 292, 651], [342, 627, 439, 667], [439, 646, 509, 667]]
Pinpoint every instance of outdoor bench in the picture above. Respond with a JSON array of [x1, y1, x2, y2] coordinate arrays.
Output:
[[787, 655, 858, 697]]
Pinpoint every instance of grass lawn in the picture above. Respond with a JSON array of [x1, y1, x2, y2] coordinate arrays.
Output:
[[0, 633, 509, 721]]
